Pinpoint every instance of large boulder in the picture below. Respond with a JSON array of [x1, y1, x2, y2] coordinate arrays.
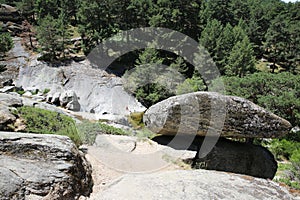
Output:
[[98, 170, 298, 200], [153, 136, 277, 179], [0, 93, 23, 130], [0, 104, 16, 130], [0, 93, 23, 107], [144, 92, 292, 138], [0, 132, 93, 200]]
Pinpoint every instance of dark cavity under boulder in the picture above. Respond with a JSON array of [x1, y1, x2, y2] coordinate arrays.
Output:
[[153, 135, 277, 179]]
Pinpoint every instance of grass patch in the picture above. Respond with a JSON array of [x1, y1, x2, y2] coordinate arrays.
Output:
[[135, 128, 156, 140], [76, 121, 131, 145], [16, 106, 82, 146], [128, 112, 145, 129], [43, 88, 50, 94], [264, 139, 300, 190]]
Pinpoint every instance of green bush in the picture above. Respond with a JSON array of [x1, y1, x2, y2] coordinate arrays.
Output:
[[0, 32, 13, 55], [16, 106, 82, 146], [266, 139, 299, 160], [128, 112, 144, 129], [76, 121, 130, 145], [43, 88, 51, 94]]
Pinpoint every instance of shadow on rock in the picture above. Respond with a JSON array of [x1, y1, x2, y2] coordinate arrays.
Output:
[[152, 135, 277, 179]]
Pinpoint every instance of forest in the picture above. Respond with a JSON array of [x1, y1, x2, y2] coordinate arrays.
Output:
[[0, 0, 299, 189]]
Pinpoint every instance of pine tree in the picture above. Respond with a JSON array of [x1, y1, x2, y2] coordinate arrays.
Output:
[[225, 37, 255, 77], [0, 32, 13, 56], [36, 14, 69, 61]]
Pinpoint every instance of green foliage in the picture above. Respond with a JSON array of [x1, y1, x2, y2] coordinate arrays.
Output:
[[224, 36, 256, 77], [176, 75, 206, 95], [128, 112, 144, 129], [0, 32, 13, 55], [265, 139, 299, 160], [36, 14, 70, 61], [123, 48, 174, 107], [0, 65, 7, 73], [16, 106, 82, 146], [215, 72, 300, 128], [264, 6, 300, 73], [76, 121, 129, 145], [42, 88, 50, 94]]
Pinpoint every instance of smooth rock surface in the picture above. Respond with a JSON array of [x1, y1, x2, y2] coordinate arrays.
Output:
[[98, 170, 297, 200], [144, 92, 292, 138], [0, 37, 29, 87], [17, 57, 146, 115], [0, 132, 93, 200]]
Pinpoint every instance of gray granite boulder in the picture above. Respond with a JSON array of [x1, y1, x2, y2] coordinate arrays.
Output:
[[144, 92, 292, 138], [0, 132, 93, 200]]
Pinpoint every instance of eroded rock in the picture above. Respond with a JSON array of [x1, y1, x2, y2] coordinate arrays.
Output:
[[144, 92, 292, 138], [0, 132, 93, 200]]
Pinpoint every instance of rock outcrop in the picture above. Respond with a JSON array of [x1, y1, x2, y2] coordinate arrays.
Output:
[[0, 93, 23, 130], [17, 56, 146, 118], [98, 170, 297, 200], [0, 37, 30, 86], [0, 132, 93, 200], [144, 92, 291, 138], [0, 4, 22, 23]]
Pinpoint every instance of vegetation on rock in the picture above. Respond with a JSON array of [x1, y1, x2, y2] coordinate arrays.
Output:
[[15, 106, 82, 146]]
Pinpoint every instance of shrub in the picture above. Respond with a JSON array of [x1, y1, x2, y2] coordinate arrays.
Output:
[[76, 121, 130, 145], [128, 112, 144, 129], [43, 88, 51, 94], [16, 106, 82, 146], [0, 32, 13, 55]]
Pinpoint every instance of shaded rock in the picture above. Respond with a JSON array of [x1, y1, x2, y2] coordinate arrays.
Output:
[[0, 94, 23, 130], [0, 132, 93, 200], [66, 99, 81, 111], [0, 4, 22, 23], [144, 92, 292, 138], [0, 93, 23, 107], [98, 170, 297, 200], [0, 85, 15, 93], [2, 22, 23, 35], [59, 90, 81, 111], [0, 104, 16, 130], [49, 92, 61, 105], [153, 135, 277, 179], [2, 78, 13, 86]]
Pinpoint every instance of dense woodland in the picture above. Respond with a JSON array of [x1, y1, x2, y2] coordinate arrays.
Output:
[[0, 0, 299, 189]]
